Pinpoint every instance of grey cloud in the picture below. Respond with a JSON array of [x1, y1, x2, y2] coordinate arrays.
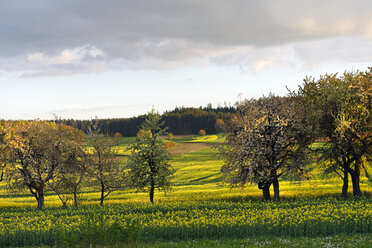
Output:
[[1, 0, 372, 74], [292, 38, 372, 68]]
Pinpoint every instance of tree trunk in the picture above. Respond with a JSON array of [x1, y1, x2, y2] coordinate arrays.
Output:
[[342, 169, 348, 198], [149, 181, 155, 204], [37, 197, 44, 209], [351, 159, 362, 197], [271, 169, 280, 201], [262, 185, 271, 201], [100, 184, 105, 206], [272, 177, 280, 201], [37, 189, 44, 209], [73, 189, 78, 207], [149, 164, 155, 204]]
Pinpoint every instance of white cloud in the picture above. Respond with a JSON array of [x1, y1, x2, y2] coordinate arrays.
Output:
[[27, 50, 79, 65], [0, 45, 107, 77], [26, 46, 104, 66]]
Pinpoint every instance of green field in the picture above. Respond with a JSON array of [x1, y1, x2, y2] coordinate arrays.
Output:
[[0, 134, 371, 247]]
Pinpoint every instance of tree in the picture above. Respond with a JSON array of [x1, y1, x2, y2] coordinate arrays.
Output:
[[126, 110, 175, 203], [49, 148, 87, 207], [219, 95, 312, 201], [0, 120, 8, 182], [215, 118, 225, 133], [2, 121, 85, 209], [297, 69, 371, 197], [48, 117, 87, 207], [113, 132, 122, 142], [86, 121, 125, 206]]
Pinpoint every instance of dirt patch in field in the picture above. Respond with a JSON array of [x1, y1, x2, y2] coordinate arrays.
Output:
[[167, 143, 208, 155]]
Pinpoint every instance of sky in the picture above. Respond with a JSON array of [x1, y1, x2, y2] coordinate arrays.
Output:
[[1, 0, 372, 120]]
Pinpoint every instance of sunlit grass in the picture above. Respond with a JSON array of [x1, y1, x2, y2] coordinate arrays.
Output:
[[188, 135, 218, 143]]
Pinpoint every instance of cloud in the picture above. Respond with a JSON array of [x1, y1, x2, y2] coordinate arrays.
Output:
[[292, 37, 372, 69], [211, 46, 297, 72], [1, 0, 372, 75], [0, 45, 108, 77], [25, 46, 104, 66], [41, 104, 154, 120]]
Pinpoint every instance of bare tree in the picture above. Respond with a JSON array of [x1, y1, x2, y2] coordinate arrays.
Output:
[[86, 120, 125, 206], [49, 150, 87, 207]]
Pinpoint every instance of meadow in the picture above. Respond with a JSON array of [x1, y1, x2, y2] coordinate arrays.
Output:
[[0, 134, 371, 247]]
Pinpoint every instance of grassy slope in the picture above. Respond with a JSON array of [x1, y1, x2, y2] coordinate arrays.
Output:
[[0, 133, 370, 205]]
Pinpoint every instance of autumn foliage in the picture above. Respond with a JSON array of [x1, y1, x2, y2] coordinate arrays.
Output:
[[198, 129, 206, 136]]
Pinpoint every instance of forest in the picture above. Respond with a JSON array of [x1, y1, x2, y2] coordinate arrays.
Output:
[[60, 105, 236, 137]]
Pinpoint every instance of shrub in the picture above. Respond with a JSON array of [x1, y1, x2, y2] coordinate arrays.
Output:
[[164, 141, 176, 149], [198, 129, 206, 136], [113, 132, 122, 142]]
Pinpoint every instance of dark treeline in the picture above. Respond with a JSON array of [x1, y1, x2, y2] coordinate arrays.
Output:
[[61, 105, 236, 136]]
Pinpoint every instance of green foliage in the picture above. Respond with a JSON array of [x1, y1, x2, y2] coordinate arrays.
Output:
[[126, 109, 175, 203], [137, 129, 153, 139]]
